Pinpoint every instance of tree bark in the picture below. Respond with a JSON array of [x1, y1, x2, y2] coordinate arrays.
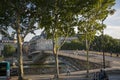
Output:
[[16, 15, 24, 80], [53, 0, 59, 78], [86, 33, 89, 78]]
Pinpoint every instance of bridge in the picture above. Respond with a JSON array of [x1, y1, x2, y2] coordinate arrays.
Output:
[[28, 50, 102, 63], [28, 50, 120, 68], [29, 50, 120, 67], [21, 50, 120, 80], [27, 50, 103, 73]]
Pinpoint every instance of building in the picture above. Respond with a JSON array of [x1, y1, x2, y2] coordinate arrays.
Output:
[[29, 32, 53, 54], [29, 31, 78, 54]]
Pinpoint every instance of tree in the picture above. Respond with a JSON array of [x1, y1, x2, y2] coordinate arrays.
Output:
[[2, 44, 16, 57], [77, 0, 115, 77], [34, 0, 79, 78], [34, 0, 73, 78], [61, 39, 86, 50], [35, 0, 115, 78], [35, 0, 99, 78], [91, 35, 120, 55], [0, 0, 10, 37], [99, 0, 116, 69], [0, 1, 39, 80]]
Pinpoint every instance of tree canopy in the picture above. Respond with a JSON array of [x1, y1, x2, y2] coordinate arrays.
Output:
[[0, 0, 40, 79], [0, 0, 116, 79], [0, 0, 38, 40]]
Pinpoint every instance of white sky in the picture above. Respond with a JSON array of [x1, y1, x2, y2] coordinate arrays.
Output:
[[104, 0, 120, 39]]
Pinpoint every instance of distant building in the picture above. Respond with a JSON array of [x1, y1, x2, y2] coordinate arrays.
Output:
[[29, 31, 78, 54], [29, 31, 53, 54]]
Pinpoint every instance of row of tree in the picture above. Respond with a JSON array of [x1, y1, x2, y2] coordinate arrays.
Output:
[[0, 0, 115, 79], [92, 35, 120, 54], [61, 35, 120, 55]]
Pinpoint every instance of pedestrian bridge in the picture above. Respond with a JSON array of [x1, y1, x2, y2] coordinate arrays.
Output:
[[27, 50, 117, 75], [28, 50, 107, 66]]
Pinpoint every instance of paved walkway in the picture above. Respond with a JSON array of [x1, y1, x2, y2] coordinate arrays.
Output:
[[10, 67, 120, 80], [10, 74, 120, 80]]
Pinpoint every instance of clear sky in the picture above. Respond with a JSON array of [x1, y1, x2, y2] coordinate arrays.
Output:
[[104, 0, 120, 39]]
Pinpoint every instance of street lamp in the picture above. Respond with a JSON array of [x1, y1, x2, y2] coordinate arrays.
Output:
[[77, 30, 89, 78], [101, 9, 116, 69], [102, 20, 105, 69]]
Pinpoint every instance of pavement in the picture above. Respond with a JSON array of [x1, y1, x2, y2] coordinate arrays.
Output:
[[109, 74, 120, 80], [10, 67, 120, 80], [10, 74, 120, 80]]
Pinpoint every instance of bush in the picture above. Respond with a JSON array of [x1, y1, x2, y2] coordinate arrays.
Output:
[[2, 44, 16, 57]]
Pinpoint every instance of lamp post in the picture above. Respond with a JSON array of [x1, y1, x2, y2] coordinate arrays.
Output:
[[101, 9, 115, 69], [77, 30, 89, 77], [102, 20, 105, 69]]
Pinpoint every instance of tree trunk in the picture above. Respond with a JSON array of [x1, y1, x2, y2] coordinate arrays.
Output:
[[85, 33, 89, 78], [53, 0, 59, 78], [16, 16, 24, 80], [53, 39, 59, 79], [55, 50, 59, 78]]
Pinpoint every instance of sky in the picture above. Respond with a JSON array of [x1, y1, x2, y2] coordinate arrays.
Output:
[[104, 0, 120, 39]]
